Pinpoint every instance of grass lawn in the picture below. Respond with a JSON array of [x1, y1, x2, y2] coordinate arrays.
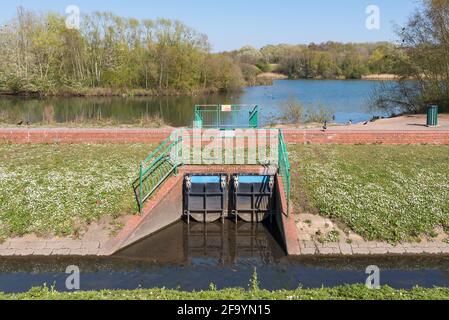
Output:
[[2, 285, 449, 300], [289, 145, 449, 243], [0, 144, 153, 239]]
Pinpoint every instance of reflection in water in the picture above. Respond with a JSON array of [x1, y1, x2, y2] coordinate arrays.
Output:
[[0, 95, 232, 127], [116, 221, 286, 265], [0, 80, 392, 127]]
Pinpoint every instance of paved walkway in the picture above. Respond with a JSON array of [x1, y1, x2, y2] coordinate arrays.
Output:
[[2, 211, 449, 257], [296, 213, 449, 256], [0, 218, 127, 257], [0, 239, 108, 256], [294, 114, 449, 131], [299, 241, 449, 255], [1, 115, 448, 145]]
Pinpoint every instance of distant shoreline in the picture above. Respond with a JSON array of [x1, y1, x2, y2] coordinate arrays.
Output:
[[0, 75, 401, 98], [0, 87, 229, 98], [256, 72, 289, 80], [258, 72, 400, 81], [361, 74, 400, 80]]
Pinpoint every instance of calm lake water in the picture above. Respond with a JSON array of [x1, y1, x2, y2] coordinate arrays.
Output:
[[1, 221, 449, 293], [0, 80, 391, 127]]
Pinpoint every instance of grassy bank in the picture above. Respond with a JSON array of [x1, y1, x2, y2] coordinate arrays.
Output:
[[290, 145, 449, 243], [0, 86, 225, 98], [0, 117, 169, 129], [0, 144, 153, 239], [2, 285, 449, 300]]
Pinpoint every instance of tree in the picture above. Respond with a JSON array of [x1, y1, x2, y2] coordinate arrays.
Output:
[[373, 0, 449, 113], [0, 9, 242, 95]]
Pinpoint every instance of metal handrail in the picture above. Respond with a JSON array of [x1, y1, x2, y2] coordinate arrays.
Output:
[[136, 134, 183, 211]]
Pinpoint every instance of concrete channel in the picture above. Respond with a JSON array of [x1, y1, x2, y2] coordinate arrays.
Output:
[[106, 165, 300, 256]]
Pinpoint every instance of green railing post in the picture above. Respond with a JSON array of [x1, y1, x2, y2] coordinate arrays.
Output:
[[249, 105, 259, 128], [139, 161, 143, 212], [194, 106, 203, 128], [174, 130, 180, 175], [278, 129, 291, 216]]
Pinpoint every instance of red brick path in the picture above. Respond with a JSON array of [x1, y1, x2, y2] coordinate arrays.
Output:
[[1, 128, 448, 145]]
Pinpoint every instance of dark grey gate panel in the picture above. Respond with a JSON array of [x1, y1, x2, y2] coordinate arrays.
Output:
[[184, 175, 227, 223], [231, 175, 275, 222]]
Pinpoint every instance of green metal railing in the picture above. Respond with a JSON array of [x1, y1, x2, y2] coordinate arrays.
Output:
[[194, 105, 259, 129], [133, 132, 183, 212], [134, 128, 291, 214], [278, 130, 291, 216]]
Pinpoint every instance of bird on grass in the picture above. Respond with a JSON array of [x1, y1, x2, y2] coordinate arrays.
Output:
[[17, 121, 23, 126]]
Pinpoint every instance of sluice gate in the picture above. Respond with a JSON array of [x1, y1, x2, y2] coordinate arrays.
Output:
[[184, 174, 276, 224]]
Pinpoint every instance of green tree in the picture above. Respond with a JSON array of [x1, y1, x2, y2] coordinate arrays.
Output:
[[373, 0, 449, 113]]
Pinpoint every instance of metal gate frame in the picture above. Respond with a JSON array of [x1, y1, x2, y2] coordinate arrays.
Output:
[[194, 104, 259, 129]]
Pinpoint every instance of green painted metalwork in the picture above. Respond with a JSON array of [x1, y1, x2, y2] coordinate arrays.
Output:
[[278, 130, 291, 216], [134, 133, 183, 212], [194, 105, 259, 129], [134, 127, 291, 214], [249, 105, 259, 128], [427, 105, 439, 127]]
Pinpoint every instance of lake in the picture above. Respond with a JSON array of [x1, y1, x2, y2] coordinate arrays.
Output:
[[0, 80, 391, 127]]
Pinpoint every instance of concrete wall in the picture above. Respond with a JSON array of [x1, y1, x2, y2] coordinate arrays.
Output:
[[109, 167, 302, 255], [108, 175, 183, 253], [275, 175, 301, 255]]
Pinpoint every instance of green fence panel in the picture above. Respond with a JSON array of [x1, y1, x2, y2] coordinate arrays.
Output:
[[194, 105, 259, 129]]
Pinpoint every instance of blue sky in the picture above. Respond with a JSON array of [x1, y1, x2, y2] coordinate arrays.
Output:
[[0, 0, 420, 51]]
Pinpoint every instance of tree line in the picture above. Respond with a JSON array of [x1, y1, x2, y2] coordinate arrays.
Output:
[[0, 8, 245, 95], [226, 42, 402, 82], [0, 8, 405, 96]]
